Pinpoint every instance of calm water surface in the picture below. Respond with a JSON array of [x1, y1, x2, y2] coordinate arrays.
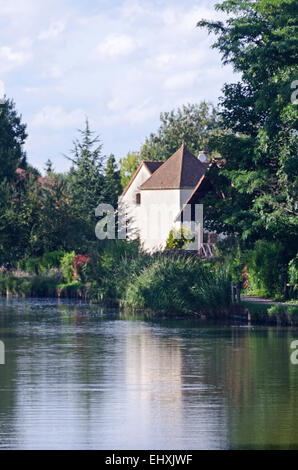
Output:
[[0, 298, 297, 450]]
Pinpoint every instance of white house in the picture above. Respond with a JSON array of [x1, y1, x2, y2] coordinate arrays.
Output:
[[119, 143, 216, 253]]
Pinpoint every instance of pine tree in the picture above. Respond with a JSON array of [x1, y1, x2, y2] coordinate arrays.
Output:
[[102, 154, 122, 208], [66, 119, 105, 224], [0, 97, 27, 181]]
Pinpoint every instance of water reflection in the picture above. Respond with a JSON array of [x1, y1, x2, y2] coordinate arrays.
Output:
[[0, 299, 297, 449]]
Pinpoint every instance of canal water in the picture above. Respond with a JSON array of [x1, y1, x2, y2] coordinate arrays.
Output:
[[0, 298, 297, 450]]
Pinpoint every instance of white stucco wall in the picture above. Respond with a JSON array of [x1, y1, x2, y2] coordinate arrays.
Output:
[[138, 188, 181, 251], [119, 164, 152, 243]]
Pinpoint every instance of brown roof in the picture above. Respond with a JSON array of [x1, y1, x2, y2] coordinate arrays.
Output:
[[140, 143, 207, 190], [143, 161, 163, 173], [175, 164, 226, 222], [120, 160, 163, 198]]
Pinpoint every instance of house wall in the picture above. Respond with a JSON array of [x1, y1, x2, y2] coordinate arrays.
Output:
[[119, 164, 152, 242], [138, 189, 181, 252]]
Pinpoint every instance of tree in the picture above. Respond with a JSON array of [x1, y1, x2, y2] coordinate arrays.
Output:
[[119, 152, 141, 190], [102, 154, 122, 208], [0, 97, 27, 181], [197, 0, 298, 254], [66, 119, 105, 226], [44, 159, 54, 176], [139, 102, 219, 162]]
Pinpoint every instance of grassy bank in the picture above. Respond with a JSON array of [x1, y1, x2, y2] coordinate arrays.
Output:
[[0, 244, 232, 317], [1, 242, 297, 324], [234, 301, 298, 326]]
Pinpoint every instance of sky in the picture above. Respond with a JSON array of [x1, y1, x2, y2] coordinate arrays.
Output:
[[0, 0, 238, 174]]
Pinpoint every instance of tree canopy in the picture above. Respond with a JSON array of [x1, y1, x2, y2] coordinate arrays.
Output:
[[197, 0, 298, 254], [0, 97, 27, 181]]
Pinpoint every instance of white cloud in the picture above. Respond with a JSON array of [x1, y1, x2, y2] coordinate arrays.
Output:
[[164, 71, 198, 90], [30, 106, 85, 130], [38, 22, 65, 40], [96, 33, 137, 58], [0, 46, 29, 70]]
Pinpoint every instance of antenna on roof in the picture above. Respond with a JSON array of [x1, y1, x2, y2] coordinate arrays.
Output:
[[198, 150, 208, 163]]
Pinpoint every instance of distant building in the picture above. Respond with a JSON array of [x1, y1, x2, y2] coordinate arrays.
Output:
[[119, 143, 218, 254]]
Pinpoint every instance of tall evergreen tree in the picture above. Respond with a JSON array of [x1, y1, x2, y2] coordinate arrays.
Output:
[[66, 119, 105, 224], [102, 154, 122, 208], [0, 97, 27, 181]]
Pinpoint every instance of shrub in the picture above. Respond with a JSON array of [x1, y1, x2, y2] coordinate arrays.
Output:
[[245, 240, 286, 297], [22, 257, 41, 275], [268, 305, 298, 325], [40, 251, 65, 273], [166, 226, 195, 250], [123, 256, 231, 316], [60, 252, 76, 284], [73, 254, 91, 281], [288, 255, 298, 284]]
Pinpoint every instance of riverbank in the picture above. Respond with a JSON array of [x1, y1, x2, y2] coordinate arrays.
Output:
[[231, 298, 298, 326], [1, 244, 297, 324], [0, 252, 232, 318], [1, 273, 298, 325]]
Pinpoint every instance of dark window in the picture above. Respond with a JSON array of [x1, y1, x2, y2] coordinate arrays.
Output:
[[136, 193, 141, 205]]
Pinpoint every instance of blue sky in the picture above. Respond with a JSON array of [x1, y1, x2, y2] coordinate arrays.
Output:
[[0, 0, 238, 174]]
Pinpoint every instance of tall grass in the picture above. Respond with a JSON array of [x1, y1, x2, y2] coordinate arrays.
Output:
[[122, 255, 231, 316]]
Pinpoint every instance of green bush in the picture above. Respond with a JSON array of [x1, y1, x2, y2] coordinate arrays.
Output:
[[123, 256, 231, 316], [21, 257, 41, 275], [288, 255, 298, 284], [0, 273, 59, 297], [57, 281, 86, 299], [166, 226, 195, 250], [245, 240, 286, 297], [60, 252, 76, 283], [268, 305, 298, 324], [40, 251, 65, 273]]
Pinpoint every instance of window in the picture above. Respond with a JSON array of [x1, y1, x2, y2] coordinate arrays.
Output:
[[136, 193, 141, 205]]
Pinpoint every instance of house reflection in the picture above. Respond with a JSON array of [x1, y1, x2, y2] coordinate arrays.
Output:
[[123, 323, 184, 446]]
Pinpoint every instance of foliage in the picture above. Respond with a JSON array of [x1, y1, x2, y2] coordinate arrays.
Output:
[[288, 255, 298, 285], [21, 258, 40, 275], [123, 255, 231, 316], [73, 254, 91, 282], [197, 0, 298, 254], [0, 272, 59, 298], [0, 97, 27, 181], [165, 226, 195, 250], [139, 102, 219, 161], [102, 154, 122, 208], [65, 119, 105, 246], [60, 251, 76, 284], [39, 251, 65, 273], [268, 305, 298, 324], [244, 240, 286, 297], [214, 236, 244, 285], [119, 152, 141, 190]]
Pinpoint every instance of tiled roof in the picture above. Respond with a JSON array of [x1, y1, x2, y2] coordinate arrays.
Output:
[[143, 161, 163, 173], [140, 143, 207, 190]]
